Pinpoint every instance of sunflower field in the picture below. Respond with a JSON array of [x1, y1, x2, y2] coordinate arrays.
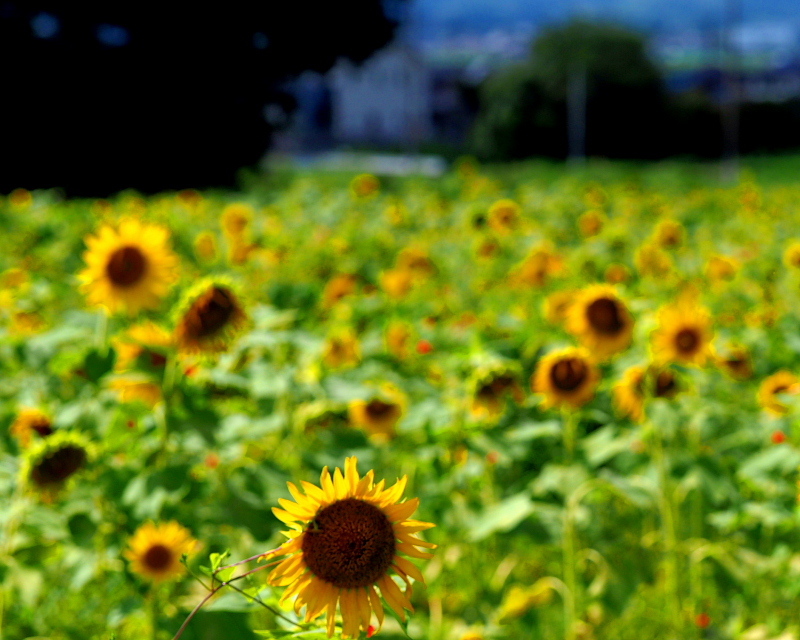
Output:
[[3, 159, 800, 640]]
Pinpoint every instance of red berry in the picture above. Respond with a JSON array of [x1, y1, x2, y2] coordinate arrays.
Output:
[[772, 430, 787, 444], [695, 613, 711, 629], [486, 451, 499, 464], [205, 453, 220, 469], [416, 339, 433, 354], [367, 625, 376, 638]]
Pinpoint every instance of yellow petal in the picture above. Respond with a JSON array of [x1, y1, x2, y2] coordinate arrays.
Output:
[[393, 556, 426, 584], [384, 498, 419, 523]]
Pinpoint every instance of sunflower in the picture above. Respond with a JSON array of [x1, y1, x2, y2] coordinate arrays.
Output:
[[396, 247, 436, 278], [651, 298, 713, 366], [113, 321, 172, 372], [194, 231, 218, 263], [78, 217, 179, 315], [783, 242, 800, 269], [604, 264, 630, 285], [380, 269, 414, 300], [109, 376, 163, 408], [220, 202, 254, 239], [174, 279, 247, 354], [532, 347, 599, 410], [322, 274, 358, 309], [508, 244, 564, 288], [613, 365, 680, 422], [634, 242, 672, 279], [266, 457, 435, 638], [10, 408, 54, 448], [654, 219, 684, 249], [543, 290, 575, 326], [757, 371, 800, 417], [323, 329, 362, 369], [566, 285, 634, 359], [125, 521, 197, 583], [469, 365, 524, 419], [348, 392, 406, 440], [578, 209, 605, 237], [385, 321, 412, 360], [487, 199, 520, 233], [350, 174, 380, 199], [705, 255, 739, 284], [716, 345, 753, 380], [20, 431, 91, 498]]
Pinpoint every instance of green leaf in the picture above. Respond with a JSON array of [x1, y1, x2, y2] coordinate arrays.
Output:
[[84, 347, 116, 383], [468, 493, 535, 541], [210, 550, 231, 572]]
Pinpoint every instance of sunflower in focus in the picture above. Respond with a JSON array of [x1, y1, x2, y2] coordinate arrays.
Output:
[[757, 371, 800, 417], [566, 285, 634, 359], [125, 521, 197, 583], [78, 218, 179, 315], [21, 432, 91, 498], [10, 408, 54, 448], [651, 298, 713, 366], [267, 457, 435, 638], [532, 347, 599, 410], [174, 279, 247, 354]]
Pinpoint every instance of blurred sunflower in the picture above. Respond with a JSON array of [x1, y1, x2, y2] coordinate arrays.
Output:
[[604, 263, 630, 284], [174, 279, 247, 354], [380, 269, 414, 300], [10, 408, 53, 448], [784, 241, 800, 269], [716, 345, 753, 380], [566, 285, 633, 359], [385, 321, 412, 360], [487, 199, 520, 233], [322, 274, 358, 309], [509, 245, 564, 288], [634, 242, 672, 278], [267, 457, 435, 638], [613, 365, 680, 422], [543, 290, 575, 326], [396, 247, 436, 278], [532, 347, 599, 410], [21, 432, 91, 497], [323, 329, 361, 369], [705, 255, 739, 284], [757, 371, 800, 417], [125, 521, 197, 583], [78, 217, 179, 315], [350, 173, 380, 199], [349, 392, 406, 440], [469, 366, 524, 419], [654, 219, 684, 249], [651, 298, 713, 366], [113, 321, 172, 372], [193, 231, 218, 263], [220, 202, 254, 238], [109, 376, 163, 408], [578, 209, 605, 237]]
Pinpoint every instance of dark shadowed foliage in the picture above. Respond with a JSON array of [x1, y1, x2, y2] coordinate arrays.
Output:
[[0, 2, 399, 196]]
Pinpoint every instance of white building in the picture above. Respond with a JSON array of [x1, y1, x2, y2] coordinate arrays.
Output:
[[328, 45, 432, 144]]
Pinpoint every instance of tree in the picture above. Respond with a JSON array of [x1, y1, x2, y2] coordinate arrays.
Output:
[[470, 20, 669, 160], [0, 2, 400, 195]]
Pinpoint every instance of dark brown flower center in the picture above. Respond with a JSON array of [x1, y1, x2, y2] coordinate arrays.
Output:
[[185, 287, 237, 338], [550, 358, 588, 391], [31, 418, 54, 438], [675, 328, 700, 354], [106, 246, 147, 287], [302, 497, 396, 589], [366, 400, 395, 420], [654, 370, 678, 398], [586, 298, 624, 334], [143, 544, 173, 571], [31, 445, 87, 486]]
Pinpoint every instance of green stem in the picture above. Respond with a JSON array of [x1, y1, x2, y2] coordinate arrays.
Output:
[[650, 421, 681, 628], [562, 409, 578, 464], [562, 509, 578, 640]]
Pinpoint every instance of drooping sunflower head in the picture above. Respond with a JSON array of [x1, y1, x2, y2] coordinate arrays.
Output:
[[487, 199, 521, 233], [566, 285, 634, 359], [78, 217, 179, 315], [651, 298, 713, 366], [173, 278, 247, 355], [20, 431, 91, 498], [532, 347, 600, 410], [10, 408, 54, 448], [124, 521, 197, 583], [469, 364, 524, 419], [757, 371, 800, 417], [267, 457, 435, 638]]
